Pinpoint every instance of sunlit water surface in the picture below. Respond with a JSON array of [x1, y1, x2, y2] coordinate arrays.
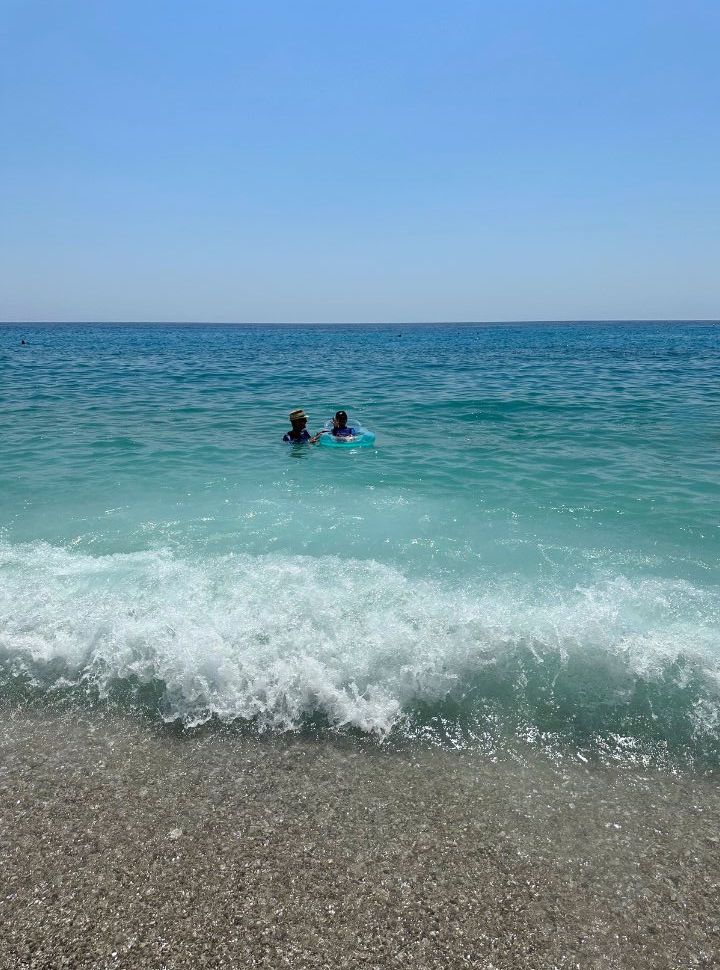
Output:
[[1, 323, 719, 764]]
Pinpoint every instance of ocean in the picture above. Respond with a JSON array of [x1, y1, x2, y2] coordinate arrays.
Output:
[[1, 322, 719, 767]]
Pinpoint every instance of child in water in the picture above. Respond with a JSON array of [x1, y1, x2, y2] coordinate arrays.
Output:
[[330, 410, 356, 438], [314, 410, 357, 441]]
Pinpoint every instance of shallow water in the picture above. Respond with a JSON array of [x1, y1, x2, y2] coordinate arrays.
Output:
[[1, 322, 719, 763]]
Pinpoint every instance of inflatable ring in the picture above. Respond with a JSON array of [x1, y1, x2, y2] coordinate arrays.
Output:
[[317, 421, 376, 448]]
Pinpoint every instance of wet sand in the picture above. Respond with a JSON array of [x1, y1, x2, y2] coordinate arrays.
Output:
[[1, 703, 718, 969]]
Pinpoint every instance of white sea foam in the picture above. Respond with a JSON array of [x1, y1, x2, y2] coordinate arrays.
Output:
[[1, 540, 719, 737]]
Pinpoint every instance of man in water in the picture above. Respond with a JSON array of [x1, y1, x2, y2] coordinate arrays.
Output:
[[283, 409, 312, 442]]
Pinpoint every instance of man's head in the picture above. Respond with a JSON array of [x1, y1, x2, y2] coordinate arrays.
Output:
[[289, 408, 309, 428], [334, 410, 348, 428]]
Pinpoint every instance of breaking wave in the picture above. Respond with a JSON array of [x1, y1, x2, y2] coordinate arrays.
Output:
[[1, 541, 719, 762]]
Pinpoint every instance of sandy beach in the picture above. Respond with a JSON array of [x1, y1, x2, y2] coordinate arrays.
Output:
[[1, 702, 718, 969]]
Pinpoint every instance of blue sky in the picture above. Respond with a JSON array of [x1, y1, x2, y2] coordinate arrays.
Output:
[[1, 0, 718, 322]]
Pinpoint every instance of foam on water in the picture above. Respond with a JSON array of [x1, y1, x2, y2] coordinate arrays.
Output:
[[1, 540, 718, 758]]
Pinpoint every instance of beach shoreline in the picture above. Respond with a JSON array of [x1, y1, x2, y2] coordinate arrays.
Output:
[[1, 702, 718, 969]]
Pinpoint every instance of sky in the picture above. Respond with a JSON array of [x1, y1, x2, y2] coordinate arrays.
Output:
[[1, 0, 719, 323]]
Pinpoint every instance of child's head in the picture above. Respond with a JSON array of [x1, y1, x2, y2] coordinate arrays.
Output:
[[334, 410, 348, 428]]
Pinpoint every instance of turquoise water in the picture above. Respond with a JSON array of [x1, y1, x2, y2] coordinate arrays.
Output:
[[1, 323, 719, 762]]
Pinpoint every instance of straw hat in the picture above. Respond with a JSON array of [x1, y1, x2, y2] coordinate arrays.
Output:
[[288, 409, 309, 422]]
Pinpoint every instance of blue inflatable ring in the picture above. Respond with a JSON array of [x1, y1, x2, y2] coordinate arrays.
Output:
[[317, 421, 376, 448]]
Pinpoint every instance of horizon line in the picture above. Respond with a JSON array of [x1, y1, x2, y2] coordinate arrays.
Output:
[[1, 318, 718, 327]]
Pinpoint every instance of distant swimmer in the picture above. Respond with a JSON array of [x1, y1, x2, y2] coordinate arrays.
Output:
[[21, 339, 26, 345], [283, 408, 320, 443]]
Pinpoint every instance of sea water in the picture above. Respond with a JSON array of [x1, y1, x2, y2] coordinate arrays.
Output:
[[1, 323, 719, 764]]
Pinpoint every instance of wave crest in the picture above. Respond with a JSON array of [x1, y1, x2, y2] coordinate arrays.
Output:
[[1, 542, 719, 759]]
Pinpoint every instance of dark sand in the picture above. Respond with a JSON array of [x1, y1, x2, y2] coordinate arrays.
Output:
[[1, 703, 718, 969]]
